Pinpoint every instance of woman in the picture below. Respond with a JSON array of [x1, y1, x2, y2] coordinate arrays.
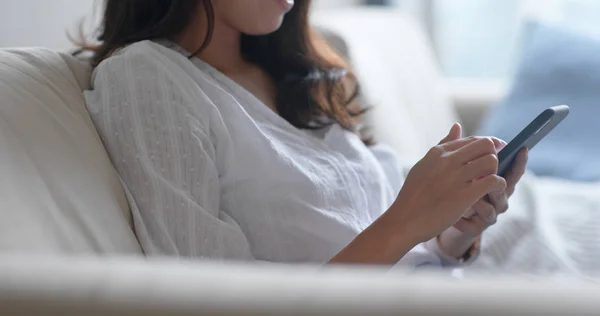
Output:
[[82, 0, 527, 266]]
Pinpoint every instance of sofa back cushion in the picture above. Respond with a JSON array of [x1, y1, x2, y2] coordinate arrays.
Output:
[[312, 9, 459, 161], [0, 48, 142, 254]]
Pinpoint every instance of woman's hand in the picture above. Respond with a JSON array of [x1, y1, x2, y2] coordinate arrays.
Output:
[[330, 123, 507, 264], [386, 123, 507, 245], [437, 146, 529, 259]]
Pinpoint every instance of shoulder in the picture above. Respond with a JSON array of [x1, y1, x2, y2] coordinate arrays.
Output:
[[85, 40, 204, 125], [89, 40, 215, 114], [91, 40, 226, 103], [91, 40, 187, 84], [85, 40, 231, 135]]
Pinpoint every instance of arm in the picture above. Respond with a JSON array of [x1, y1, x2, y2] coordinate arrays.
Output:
[[364, 131, 499, 267], [88, 50, 506, 265], [86, 52, 252, 259], [90, 51, 420, 264]]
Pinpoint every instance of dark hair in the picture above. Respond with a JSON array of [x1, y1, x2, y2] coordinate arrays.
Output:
[[74, 0, 371, 143]]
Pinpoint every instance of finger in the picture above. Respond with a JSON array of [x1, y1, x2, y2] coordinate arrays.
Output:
[[472, 199, 497, 224], [469, 175, 507, 201], [439, 136, 483, 152], [488, 191, 509, 215], [454, 137, 498, 164], [453, 218, 476, 234], [472, 212, 494, 229], [504, 147, 529, 196], [463, 154, 499, 181], [493, 138, 508, 152], [453, 216, 487, 235], [462, 207, 477, 219], [438, 123, 463, 145]]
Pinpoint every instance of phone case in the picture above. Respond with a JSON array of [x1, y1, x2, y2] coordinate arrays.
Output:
[[497, 105, 570, 177]]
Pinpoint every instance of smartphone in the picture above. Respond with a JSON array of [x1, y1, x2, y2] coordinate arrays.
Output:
[[497, 105, 570, 177]]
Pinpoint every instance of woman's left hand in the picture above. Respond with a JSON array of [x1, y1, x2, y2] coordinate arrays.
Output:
[[436, 139, 529, 259]]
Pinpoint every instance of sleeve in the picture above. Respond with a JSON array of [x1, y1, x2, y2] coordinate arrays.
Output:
[[368, 143, 405, 197], [424, 236, 480, 266], [395, 238, 479, 269], [369, 144, 478, 268], [84, 52, 253, 260]]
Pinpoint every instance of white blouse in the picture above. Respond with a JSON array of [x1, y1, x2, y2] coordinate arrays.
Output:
[[84, 40, 456, 267]]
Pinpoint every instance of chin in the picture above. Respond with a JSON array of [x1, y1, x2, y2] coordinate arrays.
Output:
[[243, 18, 285, 36]]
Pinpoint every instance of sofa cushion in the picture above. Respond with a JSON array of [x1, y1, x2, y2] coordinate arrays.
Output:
[[312, 9, 459, 161], [0, 48, 142, 254], [478, 22, 600, 181]]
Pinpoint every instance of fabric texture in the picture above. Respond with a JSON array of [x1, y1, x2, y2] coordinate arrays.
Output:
[[478, 22, 600, 181], [84, 40, 453, 266], [472, 172, 600, 276], [0, 48, 141, 254]]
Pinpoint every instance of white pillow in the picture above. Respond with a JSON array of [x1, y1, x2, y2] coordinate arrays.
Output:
[[0, 48, 142, 254]]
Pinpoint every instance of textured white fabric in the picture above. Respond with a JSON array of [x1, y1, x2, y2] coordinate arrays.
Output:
[[472, 173, 600, 275], [84, 40, 451, 265], [0, 48, 141, 254]]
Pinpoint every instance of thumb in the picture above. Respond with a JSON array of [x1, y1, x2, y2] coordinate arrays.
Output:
[[438, 123, 462, 145]]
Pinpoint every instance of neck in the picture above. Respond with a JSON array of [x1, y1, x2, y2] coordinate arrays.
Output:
[[174, 12, 246, 73]]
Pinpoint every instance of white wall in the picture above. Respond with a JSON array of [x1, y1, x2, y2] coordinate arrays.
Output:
[[0, 0, 96, 50]]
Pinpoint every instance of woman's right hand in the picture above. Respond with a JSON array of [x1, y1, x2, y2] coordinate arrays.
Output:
[[329, 123, 507, 264], [388, 123, 507, 245]]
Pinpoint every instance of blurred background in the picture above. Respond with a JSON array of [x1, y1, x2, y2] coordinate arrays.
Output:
[[3, 0, 599, 88], [1, 0, 599, 180]]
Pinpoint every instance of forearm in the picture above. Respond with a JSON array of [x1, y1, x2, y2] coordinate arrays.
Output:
[[328, 211, 420, 265]]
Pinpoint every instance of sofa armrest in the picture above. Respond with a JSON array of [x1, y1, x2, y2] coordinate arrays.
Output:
[[1, 255, 599, 316]]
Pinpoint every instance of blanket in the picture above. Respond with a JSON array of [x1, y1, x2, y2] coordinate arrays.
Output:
[[470, 173, 600, 275]]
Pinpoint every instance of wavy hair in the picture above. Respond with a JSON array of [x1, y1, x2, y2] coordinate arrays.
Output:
[[73, 0, 370, 143]]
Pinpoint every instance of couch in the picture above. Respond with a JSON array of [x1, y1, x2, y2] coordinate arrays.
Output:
[[1, 8, 599, 315]]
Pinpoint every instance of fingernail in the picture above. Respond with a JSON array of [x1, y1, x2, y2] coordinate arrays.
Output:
[[486, 215, 497, 224]]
